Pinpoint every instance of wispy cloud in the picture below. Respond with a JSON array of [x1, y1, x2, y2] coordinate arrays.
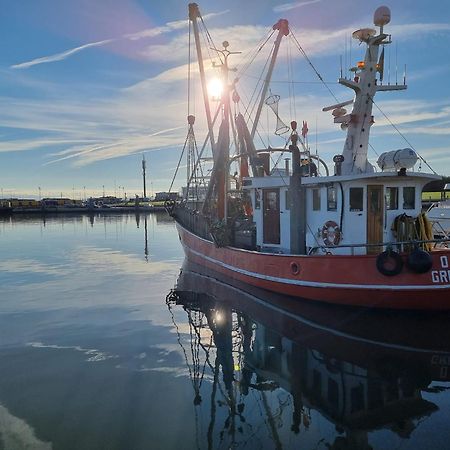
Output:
[[4, 14, 450, 177], [273, 0, 322, 13], [44, 127, 185, 167], [390, 22, 450, 38], [124, 9, 231, 41], [374, 100, 450, 130], [0, 138, 101, 153], [11, 39, 115, 69], [11, 10, 230, 70]]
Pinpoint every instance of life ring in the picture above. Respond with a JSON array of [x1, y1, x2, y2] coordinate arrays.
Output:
[[376, 250, 403, 276], [322, 220, 341, 246]]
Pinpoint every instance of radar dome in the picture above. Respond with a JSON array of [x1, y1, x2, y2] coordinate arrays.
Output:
[[377, 148, 417, 171], [374, 6, 391, 27]]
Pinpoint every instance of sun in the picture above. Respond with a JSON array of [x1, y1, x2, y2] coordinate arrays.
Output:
[[207, 78, 223, 100]]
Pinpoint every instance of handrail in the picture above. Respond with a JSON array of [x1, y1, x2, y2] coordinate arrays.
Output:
[[308, 237, 449, 255]]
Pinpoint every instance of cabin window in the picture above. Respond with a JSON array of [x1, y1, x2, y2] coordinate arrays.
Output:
[[312, 189, 321, 210], [255, 189, 261, 209], [327, 186, 337, 211], [386, 187, 398, 210], [349, 187, 364, 211], [285, 190, 290, 210], [403, 187, 415, 209]]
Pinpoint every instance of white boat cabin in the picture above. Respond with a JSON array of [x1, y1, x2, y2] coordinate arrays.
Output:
[[244, 169, 437, 255]]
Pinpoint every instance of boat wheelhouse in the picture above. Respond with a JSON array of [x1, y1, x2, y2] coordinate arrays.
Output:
[[245, 169, 435, 256]]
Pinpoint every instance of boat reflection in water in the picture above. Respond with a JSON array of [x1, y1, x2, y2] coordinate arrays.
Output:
[[167, 262, 450, 449]]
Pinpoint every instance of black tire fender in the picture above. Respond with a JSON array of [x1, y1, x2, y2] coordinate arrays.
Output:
[[407, 247, 433, 274], [376, 250, 403, 276]]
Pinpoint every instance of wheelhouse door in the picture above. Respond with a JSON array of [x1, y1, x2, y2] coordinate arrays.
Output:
[[263, 189, 280, 245], [367, 185, 383, 254]]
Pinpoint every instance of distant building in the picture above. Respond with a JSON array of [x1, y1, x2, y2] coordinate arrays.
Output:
[[10, 198, 40, 208], [42, 198, 81, 207], [181, 185, 208, 201], [92, 196, 121, 205], [154, 192, 179, 202]]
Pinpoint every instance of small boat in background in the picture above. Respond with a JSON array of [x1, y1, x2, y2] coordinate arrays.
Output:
[[427, 183, 450, 237], [0, 201, 13, 216]]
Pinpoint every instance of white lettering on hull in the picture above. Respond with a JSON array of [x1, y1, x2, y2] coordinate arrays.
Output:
[[431, 270, 450, 283], [431, 256, 450, 284]]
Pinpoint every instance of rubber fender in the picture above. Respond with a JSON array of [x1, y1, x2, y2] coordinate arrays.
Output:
[[376, 250, 403, 276], [407, 247, 433, 274]]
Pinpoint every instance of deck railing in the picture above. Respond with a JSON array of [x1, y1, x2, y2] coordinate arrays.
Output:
[[308, 237, 449, 255], [171, 205, 211, 241]]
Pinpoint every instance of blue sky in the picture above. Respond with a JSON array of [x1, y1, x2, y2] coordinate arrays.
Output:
[[1, 0, 449, 199]]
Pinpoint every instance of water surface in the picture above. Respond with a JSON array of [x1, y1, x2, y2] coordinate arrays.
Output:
[[1, 213, 450, 450]]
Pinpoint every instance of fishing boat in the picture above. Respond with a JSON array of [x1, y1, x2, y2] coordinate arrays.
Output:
[[168, 4, 450, 309]]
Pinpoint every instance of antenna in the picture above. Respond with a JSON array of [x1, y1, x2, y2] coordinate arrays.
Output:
[[348, 36, 352, 71], [344, 36, 347, 77], [315, 116, 318, 155], [395, 41, 398, 85], [388, 42, 391, 84]]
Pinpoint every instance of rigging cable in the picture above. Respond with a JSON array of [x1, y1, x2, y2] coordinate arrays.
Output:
[[242, 46, 273, 123], [289, 29, 340, 104], [169, 133, 189, 194], [237, 29, 276, 79], [369, 95, 437, 174], [199, 14, 224, 65]]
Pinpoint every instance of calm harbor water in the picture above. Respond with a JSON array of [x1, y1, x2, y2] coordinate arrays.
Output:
[[1, 212, 450, 450]]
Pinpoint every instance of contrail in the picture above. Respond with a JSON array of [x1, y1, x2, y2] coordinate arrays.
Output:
[[273, 0, 321, 13], [11, 9, 229, 70], [11, 39, 115, 69]]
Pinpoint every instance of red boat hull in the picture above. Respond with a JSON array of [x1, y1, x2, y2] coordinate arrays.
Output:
[[176, 223, 450, 310]]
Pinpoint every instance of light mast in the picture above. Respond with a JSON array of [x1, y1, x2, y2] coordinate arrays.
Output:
[[333, 6, 407, 175], [142, 154, 147, 200]]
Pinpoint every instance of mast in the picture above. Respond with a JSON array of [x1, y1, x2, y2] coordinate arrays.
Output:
[[142, 154, 147, 199], [189, 3, 216, 157], [333, 7, 406, 175], [250, 19, 289, 139]]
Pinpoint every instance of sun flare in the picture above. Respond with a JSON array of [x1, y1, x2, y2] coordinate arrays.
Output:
[[207, 78, 223, 99]]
